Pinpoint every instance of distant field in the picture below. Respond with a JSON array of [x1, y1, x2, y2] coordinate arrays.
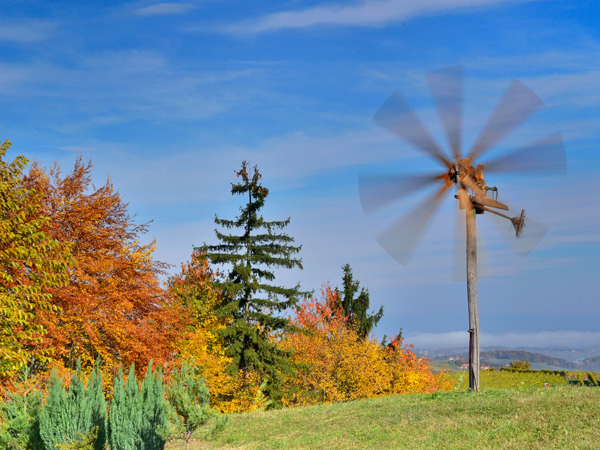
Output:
[[171, 386, 600, 449], [429, 358, 572, 373], [482, 359, 568, 372], [428, 360, 459, 372], [448, 369, 568, 390]]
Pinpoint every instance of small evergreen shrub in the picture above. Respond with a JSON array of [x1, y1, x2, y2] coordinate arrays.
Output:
[[0, 366, 44, 450], [164, 363, 210, 449], [108, 362, 167, 450], [39, 360, 107, 450], [140, 362, 167, 450], [108, 365, 141, 450]]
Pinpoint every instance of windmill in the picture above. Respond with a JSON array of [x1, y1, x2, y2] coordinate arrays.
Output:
[[358, 67, 567, 391]]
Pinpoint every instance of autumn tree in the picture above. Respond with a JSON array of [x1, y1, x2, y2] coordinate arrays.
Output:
[[0, 140, 73, 376], [281, 284, 390, 405], [168, 251, 267, 413], [281, 283, 451, 406], [197, 161, 308, 404], [337, 264, 383, 340], [167, 252, 232, 409], [23, 157, 187, 374]]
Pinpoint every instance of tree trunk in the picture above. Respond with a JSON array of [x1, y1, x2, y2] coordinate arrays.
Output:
[[466, 208, 479, 391]]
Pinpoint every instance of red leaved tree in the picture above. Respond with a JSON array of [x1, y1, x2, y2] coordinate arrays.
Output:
[[23, 158, 187, 375]]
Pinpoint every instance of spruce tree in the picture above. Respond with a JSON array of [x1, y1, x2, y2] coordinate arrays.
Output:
[[197, 161, 308, 403], [337, 264, 384, 340]]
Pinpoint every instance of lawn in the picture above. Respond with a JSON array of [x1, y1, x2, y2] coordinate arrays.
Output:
[[168, 385, 600, 449]]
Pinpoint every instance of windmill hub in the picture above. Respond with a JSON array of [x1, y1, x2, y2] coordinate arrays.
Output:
[[360, 65, 566, 392]]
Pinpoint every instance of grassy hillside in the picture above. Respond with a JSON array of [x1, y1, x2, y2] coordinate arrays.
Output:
[[171, 386, 600, 449]]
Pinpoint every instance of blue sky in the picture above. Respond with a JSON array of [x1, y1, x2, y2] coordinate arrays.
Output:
[[2, 0, 600, 349]]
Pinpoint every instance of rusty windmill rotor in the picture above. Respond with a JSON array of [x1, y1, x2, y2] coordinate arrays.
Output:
[[359, 67, 567, 391]]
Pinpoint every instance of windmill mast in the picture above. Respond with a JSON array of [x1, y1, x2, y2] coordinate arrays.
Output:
[[466, 207, 479, 391], [361, 67, 566, 395]]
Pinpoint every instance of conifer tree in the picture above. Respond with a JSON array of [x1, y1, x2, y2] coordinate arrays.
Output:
[[39, 369, 67, 448], [164, 362, 210, 450], [140, 362, 167, 450], [337, 264, 384, 340], [86, 364, 107, 450], [39, 360, 107, 449], [0, 366, 44, 449], [108, 363, 167, 450], [198, 161, 308, 403], [108, 365, 141, 450]]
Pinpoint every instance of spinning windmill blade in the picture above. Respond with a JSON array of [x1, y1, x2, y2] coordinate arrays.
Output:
[[359, 66, 567, 391]]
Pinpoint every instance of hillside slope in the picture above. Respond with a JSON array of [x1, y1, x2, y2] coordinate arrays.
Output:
[[177, 387, 600, 449]]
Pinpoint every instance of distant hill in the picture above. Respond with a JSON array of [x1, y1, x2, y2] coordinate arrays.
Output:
[[478, 351, 600, 371], [480, 350, 575, 369], [418, 344, 600, 363], [420, 346, 600, 370], [580, 356, 600, 371]]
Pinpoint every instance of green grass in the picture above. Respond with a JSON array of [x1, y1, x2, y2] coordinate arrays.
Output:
[[449, 369, 568, 389], [169, 386, 600, 449], [429, 360, 460, 372]]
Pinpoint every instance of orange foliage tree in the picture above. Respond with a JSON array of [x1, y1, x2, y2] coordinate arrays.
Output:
[[23, 157, 187, 376], [281, 283, 451, 406], [168, 251, 268, 413]]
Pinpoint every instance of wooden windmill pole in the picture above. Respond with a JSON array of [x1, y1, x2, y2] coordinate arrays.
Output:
[[360, 67, 566, 393], [466, 206, 479, 391]]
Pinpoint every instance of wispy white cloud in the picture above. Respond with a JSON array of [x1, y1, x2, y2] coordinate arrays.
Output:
[[135, 3, 196, 17], [0, 51, 260, 128], [223, 0, 537, 35], [0, 20, 57, 43]]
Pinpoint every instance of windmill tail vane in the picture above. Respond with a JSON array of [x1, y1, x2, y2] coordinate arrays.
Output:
[[359, 66, 566, 393], [359, 65, 566, 266]]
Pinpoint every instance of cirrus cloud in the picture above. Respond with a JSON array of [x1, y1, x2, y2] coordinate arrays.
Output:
[[135, 2, 196, 17], [223, 0, 539, 35]]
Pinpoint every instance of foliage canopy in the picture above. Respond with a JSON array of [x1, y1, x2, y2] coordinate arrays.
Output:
[[23, 158, 186, 374], [0, 140, 73, 375]]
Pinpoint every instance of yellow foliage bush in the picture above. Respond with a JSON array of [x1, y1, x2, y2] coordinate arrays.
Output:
[[280, 284, 451, 407], [168, 251, 267, 413]]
